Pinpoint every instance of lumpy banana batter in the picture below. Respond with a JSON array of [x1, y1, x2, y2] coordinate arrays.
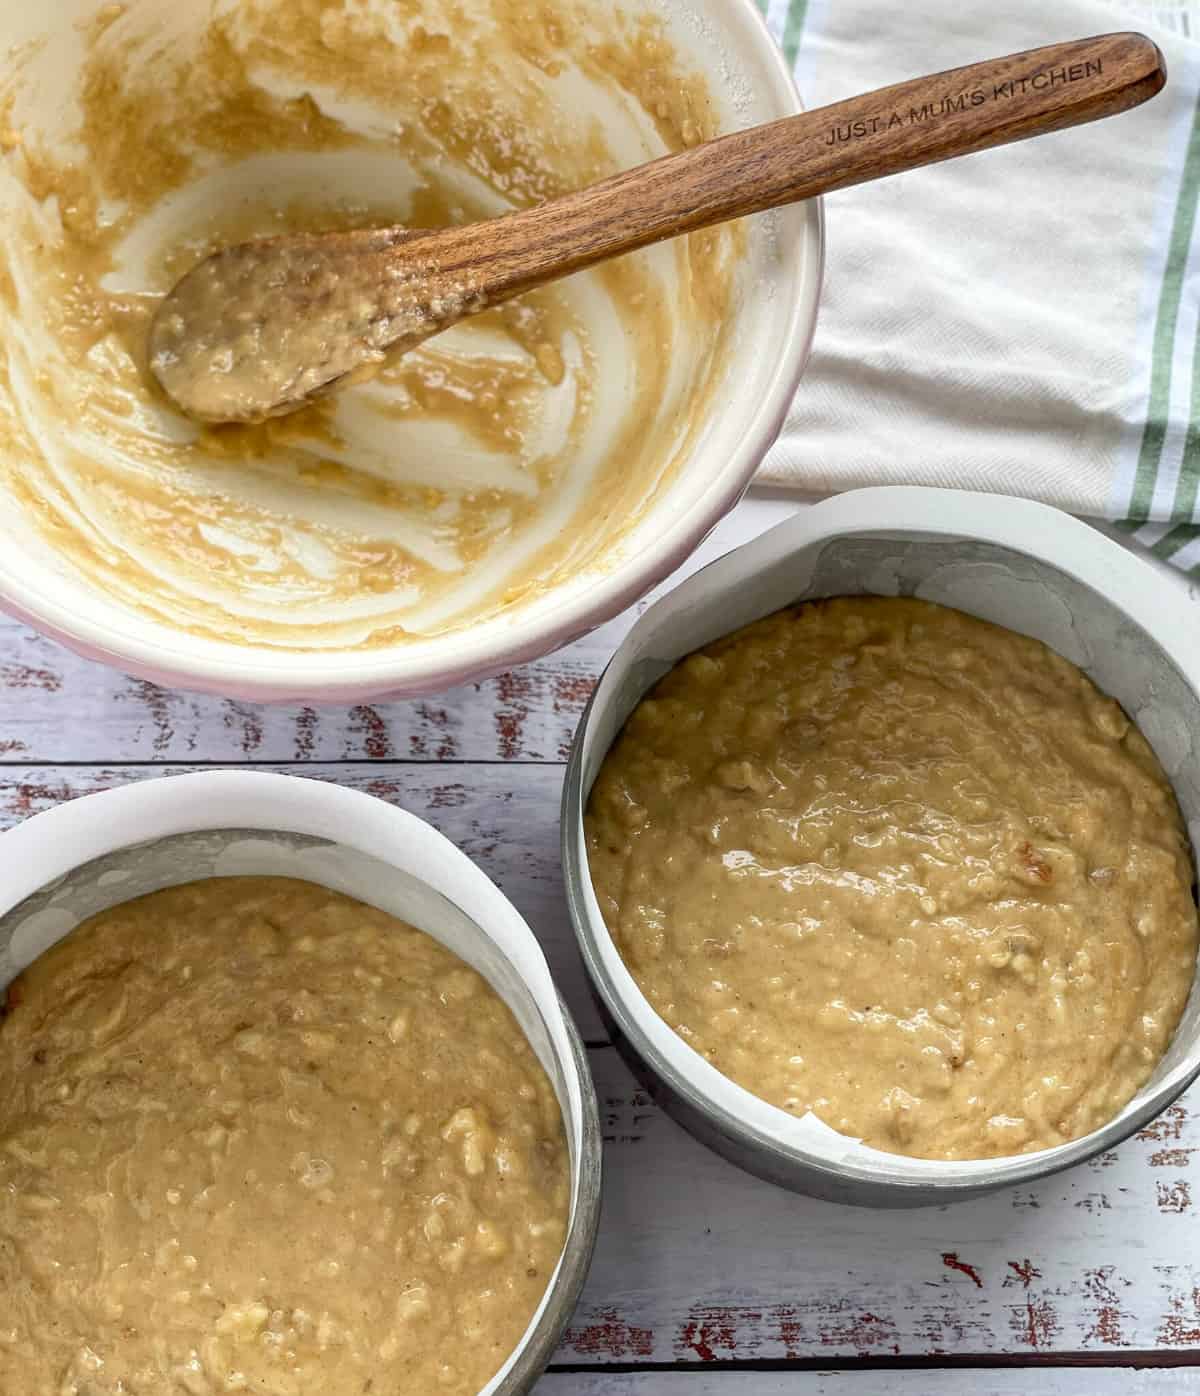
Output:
[[586, 597, 1200, 1160], [0, 877, 569, 1394], [0, 0, 737, 649]]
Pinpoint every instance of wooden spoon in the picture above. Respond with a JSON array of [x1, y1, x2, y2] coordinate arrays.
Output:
[[149, 32, 1165, 424]]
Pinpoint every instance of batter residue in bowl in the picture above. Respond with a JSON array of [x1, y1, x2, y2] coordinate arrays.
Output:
[[0, 0, 738, 649], [0, 877, 569, 1394], [586, 596, 1200, 1161]]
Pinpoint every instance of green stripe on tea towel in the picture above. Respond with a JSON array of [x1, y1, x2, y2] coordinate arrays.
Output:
[[1125, 90, 1200, 524], [1167, 308, 1200, 524], [1150, 519, 1200, 563], [752, 0, 810, 68], [780, 0, 810, 67]]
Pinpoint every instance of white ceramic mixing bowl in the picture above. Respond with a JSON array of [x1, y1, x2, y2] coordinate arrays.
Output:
[[0, 0, 821, 702]]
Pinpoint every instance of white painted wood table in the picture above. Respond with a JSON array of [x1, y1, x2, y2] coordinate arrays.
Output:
[[4, 493, 1200, 1395]]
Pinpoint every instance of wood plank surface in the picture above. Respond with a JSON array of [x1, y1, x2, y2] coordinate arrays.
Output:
[[0, 618, 601, 765], [541, 1374, 1200, 1394], [570, 1048, 1200, 1364]]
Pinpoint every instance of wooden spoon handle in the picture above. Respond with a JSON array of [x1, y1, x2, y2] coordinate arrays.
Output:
[[431, 32, 1164, 293]]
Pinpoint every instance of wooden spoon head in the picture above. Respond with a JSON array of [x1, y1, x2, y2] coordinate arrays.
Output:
[[148, 228, 481, 423]]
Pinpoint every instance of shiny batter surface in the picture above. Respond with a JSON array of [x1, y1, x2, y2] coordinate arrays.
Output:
[[0, 877, 569, 1394], [586, 597, 1200, 1160], [0, 0, 736, 648]]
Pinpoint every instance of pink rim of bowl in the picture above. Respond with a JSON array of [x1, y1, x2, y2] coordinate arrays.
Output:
[[0, 0, 824, 703]]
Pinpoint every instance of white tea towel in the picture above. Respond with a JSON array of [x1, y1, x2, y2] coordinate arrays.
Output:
[[757, 0, 1200, 572]]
